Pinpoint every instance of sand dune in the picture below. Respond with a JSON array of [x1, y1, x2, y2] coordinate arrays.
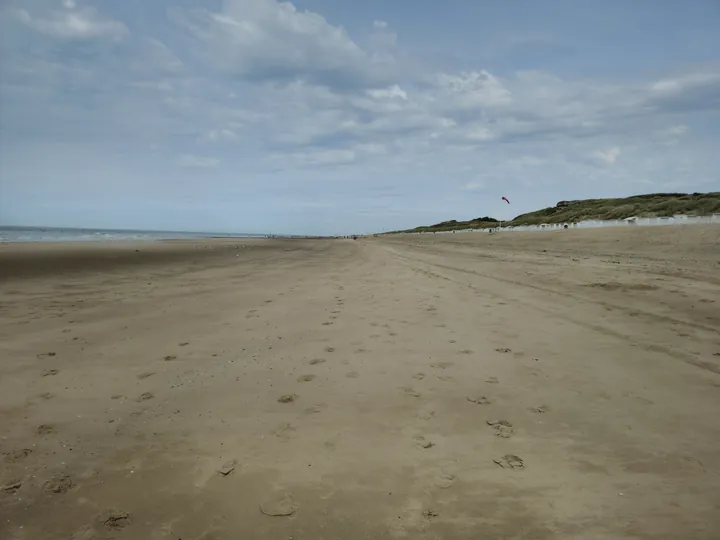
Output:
[[1, 226, 719, 539]]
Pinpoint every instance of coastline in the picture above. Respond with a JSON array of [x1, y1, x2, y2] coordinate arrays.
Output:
[[0, 238, 283, 280]]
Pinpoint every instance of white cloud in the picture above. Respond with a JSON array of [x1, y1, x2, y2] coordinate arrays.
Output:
[[179, 155, 220, 168], [436, 71, 513, 110], [367, 85, 408, 100], [127, 80, 174, 92], [355, 143, 387, 155], [15, 3, 127, 41], [463, 182, 486, 192], [465, 126, 495, 141], [171, 0, 393, 89], [305, 149, 356, 166], [200, 129, 237, 142], [650, 71, 720, 95], [139, 39, 184, 74], [647, 68, 720, 113], [592, 147, 621, 165], [369, 18, 397, 55], [667, 124, 689, 136]]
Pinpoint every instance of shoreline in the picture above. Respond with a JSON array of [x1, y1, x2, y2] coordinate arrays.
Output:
[[0, 237, 301, 281]]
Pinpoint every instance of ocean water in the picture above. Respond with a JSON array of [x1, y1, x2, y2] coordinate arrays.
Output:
[[0, 226, 261, 243]]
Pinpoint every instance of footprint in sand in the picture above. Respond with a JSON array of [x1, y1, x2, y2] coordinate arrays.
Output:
[[530, 405, 549, 413], [467, 396, 491, 405], [346, 371, 359, 378], [273, 422, 296, 439], [494, 454, 525, 470], [401, 387, 421, 398], [42, 369, 59, 377], [260, 495, 297, 517], [437, 375, 454, 382], [430, 361, 454, 370], [324, 347, 336, 353], [217, 460, 237, 477], [163, 355, 177, 361], [495, 348, 512, 353], [97, 510, 131, 531], [304, 404, 326, 414], [417, 410, 435, 420], [309, 358, 326, 365], [2, 480, 22, 494], [415, 436, 435, 449], [487, 420, 514, 438], [413, 373, 426, 380], [39, 392, 55, 400], [37, 352, 57, 359], [486, 377, 499, 384], [433, 473, 456, 489], [137, 372, 155, 380], [110, 394, 124, 400], [278, 394, 298, 403], [297, 374, 316, 382], [43, 475, 73, 494], [3, 448, 33, 463], [137, 392, 155, 401], [324, 439, 337, 451], [36, 424, 55, 435], [458, 349, 474, 355]]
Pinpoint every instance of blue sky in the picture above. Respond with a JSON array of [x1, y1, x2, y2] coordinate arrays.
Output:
[[1, 0, 719, 235]]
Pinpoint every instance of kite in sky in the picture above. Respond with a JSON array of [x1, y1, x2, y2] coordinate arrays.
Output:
[[502, 196, 511, 204]]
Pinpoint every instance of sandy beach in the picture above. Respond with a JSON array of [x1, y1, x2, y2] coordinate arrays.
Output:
[[1, 226, 719, 539]]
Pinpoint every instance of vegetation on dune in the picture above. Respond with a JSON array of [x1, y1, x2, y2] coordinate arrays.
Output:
[[390, 192, 720, 233], [402, 216, 499, 234], [511, 192, 720, 226]]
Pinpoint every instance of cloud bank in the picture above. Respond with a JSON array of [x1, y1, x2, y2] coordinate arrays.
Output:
[[1, 0, 718, 234]]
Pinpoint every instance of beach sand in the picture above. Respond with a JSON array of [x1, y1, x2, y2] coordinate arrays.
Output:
[[1, 227, 719, 539]]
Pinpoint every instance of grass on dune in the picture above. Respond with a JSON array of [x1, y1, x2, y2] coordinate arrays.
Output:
[[388, 192, 720, 233]]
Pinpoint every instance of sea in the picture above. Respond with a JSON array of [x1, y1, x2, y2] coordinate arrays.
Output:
[[0, 226, 263, 243]]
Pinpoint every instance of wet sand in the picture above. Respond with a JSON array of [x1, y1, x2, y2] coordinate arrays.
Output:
[[1, 227, 719, 539]]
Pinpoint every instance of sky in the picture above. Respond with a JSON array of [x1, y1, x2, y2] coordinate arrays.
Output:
[[1, 0, 719, 235]]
